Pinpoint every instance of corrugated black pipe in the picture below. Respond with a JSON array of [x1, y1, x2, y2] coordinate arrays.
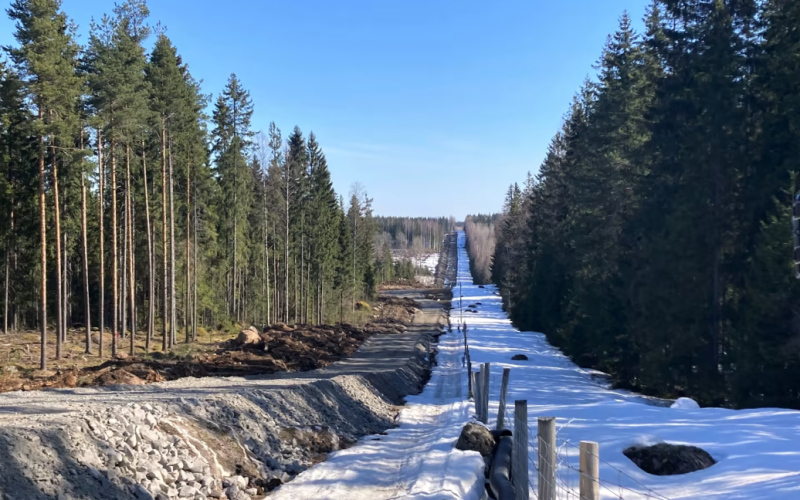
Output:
[[489, 435, 516, 500]]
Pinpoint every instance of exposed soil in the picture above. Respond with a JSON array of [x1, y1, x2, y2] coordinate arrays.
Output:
[[0, 296, 421, 394]]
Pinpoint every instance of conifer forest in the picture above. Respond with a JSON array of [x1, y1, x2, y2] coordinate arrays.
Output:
[[489, 0, 800, 409], [0, 0, 391, 369]]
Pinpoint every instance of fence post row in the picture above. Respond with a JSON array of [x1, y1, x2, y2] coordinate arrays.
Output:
[[512, 400, 529, 500], [538, 416, 556, 500], [496, 368, 510, 430], [579, 441, 599, 500]]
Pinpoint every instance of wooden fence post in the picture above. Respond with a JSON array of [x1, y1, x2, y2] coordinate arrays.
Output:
[[496, 368, 510, 430], [512, 400, 529, 500], [472, 370, 482, 420], [538, 417, 556, 500], [482, 362, 490, 424], [579, 441, 599, 500], [476, 365, 486, 423], [464, 327, 472, 399]]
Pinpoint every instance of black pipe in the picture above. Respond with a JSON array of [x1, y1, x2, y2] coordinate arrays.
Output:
[[489, 435, 516, 500]]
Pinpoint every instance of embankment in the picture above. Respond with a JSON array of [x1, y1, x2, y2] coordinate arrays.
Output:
[[0, 293, 449, 500]]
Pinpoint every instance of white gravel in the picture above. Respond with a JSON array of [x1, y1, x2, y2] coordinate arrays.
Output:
[[0, 302, 446, 500]]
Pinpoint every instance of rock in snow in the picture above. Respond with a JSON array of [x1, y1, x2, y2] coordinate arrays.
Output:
[[624, 443, 716, 476], [455, 422, 495, 457], [670, 397, 700, 409]]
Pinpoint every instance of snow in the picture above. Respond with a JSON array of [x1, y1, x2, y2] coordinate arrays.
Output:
[[418, 252, 440, 274], [452, 231, 800, 500], [268, 295, 485, 500], [274, 231, 800, 499], [670, 397, 701, 409]]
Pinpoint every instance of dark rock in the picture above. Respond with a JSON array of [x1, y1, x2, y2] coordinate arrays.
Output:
[[455, 422, 495, 457], [623, 443, 716, 476], [478, 285, 485, 288], [511, 354, 528, 361]]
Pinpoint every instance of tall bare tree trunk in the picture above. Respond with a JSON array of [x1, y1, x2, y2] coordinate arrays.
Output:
[[168, 128, 176, 348], [127, 146, 136, 355], [352, 213, 357, 314], [300, 229, 304, 323], [284, 174, 289, 323], [81, 133, 92, 354], [38, 121, 47, 370], [62, 231, 67, 341], [111, 138, 118, 357], [3, 243, 8, 336], [52, 145, 63, 359], [185, 160, 191, 343], [161, 122, 168, 352], [121, 190, 127, 345], [272, 222, 278, 323], [142, 141, 153, 352], [98, 129, 105, 358], [4, 206, 12, 335], [263, 184, 272, 325], [192, 177, 198, 341]]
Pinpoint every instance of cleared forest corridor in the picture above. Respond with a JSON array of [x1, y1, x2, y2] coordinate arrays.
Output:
[[454, 231, 800, 500]]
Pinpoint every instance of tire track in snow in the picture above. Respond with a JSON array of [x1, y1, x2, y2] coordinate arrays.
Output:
[[269, 306, 485, 500]]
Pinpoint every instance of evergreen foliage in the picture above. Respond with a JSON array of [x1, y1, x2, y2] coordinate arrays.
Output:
[[492, 1, 800, 409], [1, 0, 382, 365]]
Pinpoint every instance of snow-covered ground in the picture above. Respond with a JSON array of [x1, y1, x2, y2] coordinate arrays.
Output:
[[274, 231, 800, 499], [269, 297, 485, 500], [417, 252, 439, 274], [390, 251, 440, 275], [455, 231, 800, 500]]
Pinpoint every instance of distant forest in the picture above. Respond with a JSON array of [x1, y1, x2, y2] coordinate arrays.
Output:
[[464, 215, 498, 285], [0, 0, 389, 368], [374, 217, 455, 252], [492, 1, 800, 409]]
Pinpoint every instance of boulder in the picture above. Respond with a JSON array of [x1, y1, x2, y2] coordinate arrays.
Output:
[[623, 443, 716, 476], [511, 354, 528, 361], [455, 422, 495, 457], [236, 327, 260, 346]]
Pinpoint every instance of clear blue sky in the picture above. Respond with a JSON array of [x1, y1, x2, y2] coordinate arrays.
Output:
[[1, 0, 649, 219]]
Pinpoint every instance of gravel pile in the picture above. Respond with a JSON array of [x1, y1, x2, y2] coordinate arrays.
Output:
[[0, 305, 442, 500]]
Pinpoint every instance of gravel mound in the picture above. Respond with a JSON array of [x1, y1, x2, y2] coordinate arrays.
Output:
[[0, 303, 442, 500]]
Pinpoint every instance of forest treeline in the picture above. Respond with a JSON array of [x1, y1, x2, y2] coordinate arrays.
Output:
[[374, 216, 455, 251], [464, 215, 497, 285], [0, 0, 385, 369], [492, 0, 800, 409]]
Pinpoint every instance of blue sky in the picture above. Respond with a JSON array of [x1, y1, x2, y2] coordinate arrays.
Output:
[[1, 0, 649, 219]]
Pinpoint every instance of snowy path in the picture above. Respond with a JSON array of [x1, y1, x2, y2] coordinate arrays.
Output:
[[269, 303, 485, 500], [273, 230, 800, 500], [453, 231, 800, 500]]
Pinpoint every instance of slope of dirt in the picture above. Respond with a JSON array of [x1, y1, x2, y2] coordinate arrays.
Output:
[[0, 292, 449, 500], [0, 299, 420, 394]]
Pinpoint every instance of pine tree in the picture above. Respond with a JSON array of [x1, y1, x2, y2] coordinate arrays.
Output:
[[8, 0, 83, 369]]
